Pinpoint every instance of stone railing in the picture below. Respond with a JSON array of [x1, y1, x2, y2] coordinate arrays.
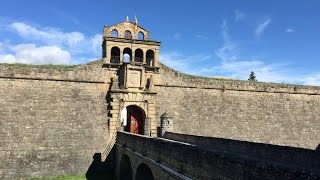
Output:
[[163, 132, 320, 173]]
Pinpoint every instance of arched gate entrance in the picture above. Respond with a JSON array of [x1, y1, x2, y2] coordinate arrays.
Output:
[[124, 105, 145, 135]]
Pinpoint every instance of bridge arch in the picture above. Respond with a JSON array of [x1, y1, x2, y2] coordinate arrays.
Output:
[[124, 105, 146, 135], [135, 163, 154, 180], [119, 154, 132, 180]]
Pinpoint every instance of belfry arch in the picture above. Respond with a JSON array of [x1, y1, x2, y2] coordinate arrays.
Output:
[[111, 46, 120, 63], [102, 17, 160, 69], [134, 49, 143, 63], [123, 48, 132, 63], [146, 50, 154, 67]]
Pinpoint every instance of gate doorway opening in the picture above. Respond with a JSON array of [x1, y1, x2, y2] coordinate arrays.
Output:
[[124, 105, 145, 135]]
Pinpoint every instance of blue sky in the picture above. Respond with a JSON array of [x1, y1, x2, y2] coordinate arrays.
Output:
[[0, 0, 320, 85]]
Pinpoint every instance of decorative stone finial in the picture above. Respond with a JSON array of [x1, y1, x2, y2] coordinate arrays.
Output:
[[126, 16, 129, 22]]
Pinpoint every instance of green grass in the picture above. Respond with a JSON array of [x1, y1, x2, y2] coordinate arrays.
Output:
[[0, 63, 78, 70], [26, 174, 86, 180]]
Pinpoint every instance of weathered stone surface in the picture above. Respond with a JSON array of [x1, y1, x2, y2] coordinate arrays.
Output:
[[155, 63, 320, 149], [0, 62, 111, 179]]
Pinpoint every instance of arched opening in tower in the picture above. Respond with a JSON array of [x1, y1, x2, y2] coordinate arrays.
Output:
[[111, 29, 118, 37], [124, 30, 132, 39], [135, 163, 154, 180], [134, 49, 143, 63], [146, 50, 154, 67], [124, 105, 145, 135], [123, 48, 132, 63], [110, 46, 120, 63], [138, 31, 144, 40]]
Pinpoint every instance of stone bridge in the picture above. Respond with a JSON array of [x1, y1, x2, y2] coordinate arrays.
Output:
[[115, 131, 320, 180]]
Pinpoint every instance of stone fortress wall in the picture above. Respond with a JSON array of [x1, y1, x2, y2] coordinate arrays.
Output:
[[0, 59, 319, 179], [0, 61, 114, 179], [155, 63, 320, 149]]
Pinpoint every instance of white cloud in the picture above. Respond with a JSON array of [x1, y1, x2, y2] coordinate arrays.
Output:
[[202, 54, 297, 83], [254, 19, 271, 38], [160, 52, 212, 75], [301, 73, 320, 86], [234, 9, 246, 22], [90, 34, 102, 54], [203, 20, 300, 83], [10, 22, 85, 47], [195, 34, 208, 40], [286, 28, 295, 33], [0, 44, 71, 64], [160, 52, 187, 69], [160, 20, 320, 86], [0, 54, 16, 63], [0, 21, 102, 64], [221, 20, 233, 47], [9, 22, 101, 54], [161, 19, 320, 86], [214, 21, 320, 85]]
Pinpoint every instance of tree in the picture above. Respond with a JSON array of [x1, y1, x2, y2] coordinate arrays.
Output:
[[248, 71, 257, 81]]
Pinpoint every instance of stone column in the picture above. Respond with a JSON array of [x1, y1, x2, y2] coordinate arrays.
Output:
[[154, 49, 159, 67], [106, 46, 111, 64], [132, 49, 135, 63], [143, 50, 146, 65], [120, 49, 123, 64]]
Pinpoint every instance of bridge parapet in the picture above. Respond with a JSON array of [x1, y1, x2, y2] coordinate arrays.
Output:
[[116, 131, 210, 179], [163, 132, 320, 172], [116, 131, 320, 179]]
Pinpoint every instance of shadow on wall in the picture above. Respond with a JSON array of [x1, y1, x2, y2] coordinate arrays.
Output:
[[86, 147, 116, 180]]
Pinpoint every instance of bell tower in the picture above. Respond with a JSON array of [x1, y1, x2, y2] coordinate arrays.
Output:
[[104, 17, 160, 137], [102, 17, 160, 70]]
